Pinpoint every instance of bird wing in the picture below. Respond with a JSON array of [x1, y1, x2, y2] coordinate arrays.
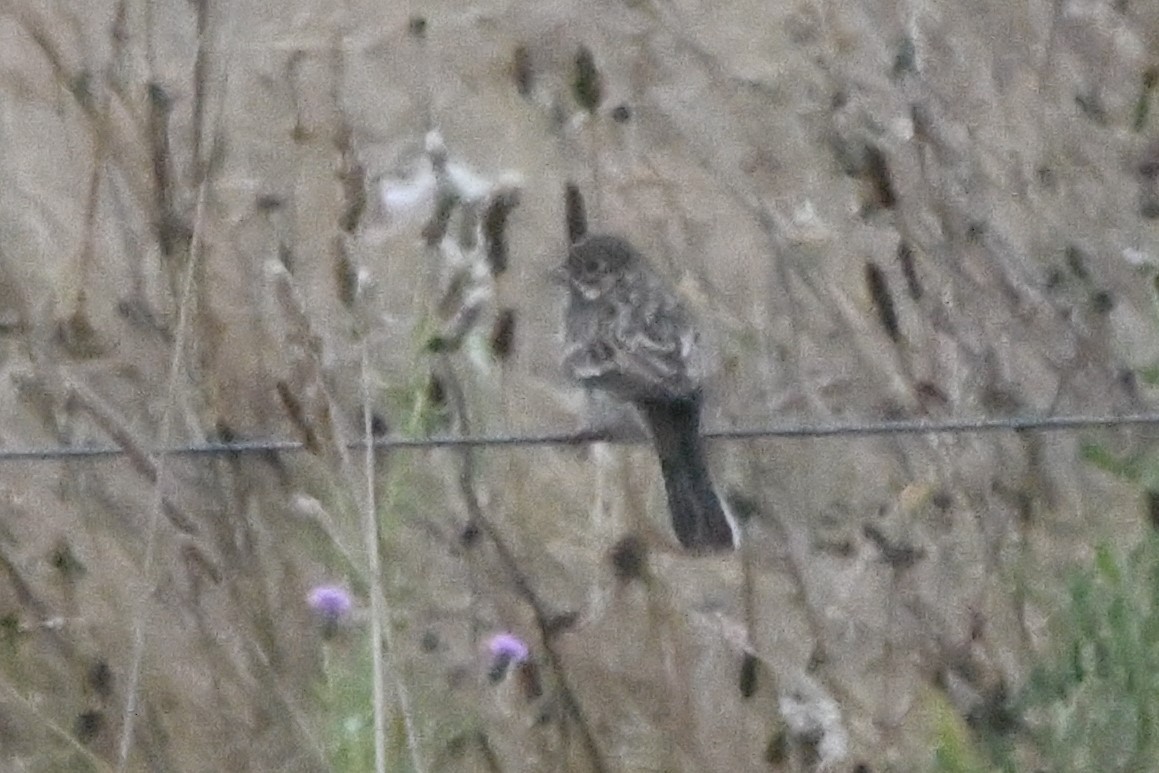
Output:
[[564, 275, 701, 401]]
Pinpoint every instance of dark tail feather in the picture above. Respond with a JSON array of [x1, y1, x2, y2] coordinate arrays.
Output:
[[638, 396, 736, 551]]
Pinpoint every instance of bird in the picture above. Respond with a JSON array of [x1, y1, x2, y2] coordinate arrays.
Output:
[[561, 233, 736, 552]]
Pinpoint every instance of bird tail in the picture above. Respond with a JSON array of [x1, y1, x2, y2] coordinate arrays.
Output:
[[638, 396, 736, 551]]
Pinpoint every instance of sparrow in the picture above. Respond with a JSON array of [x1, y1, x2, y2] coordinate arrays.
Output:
[[561, 234, 736, 551]]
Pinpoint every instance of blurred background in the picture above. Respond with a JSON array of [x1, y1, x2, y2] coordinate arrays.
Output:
[[2, 0, 1159, 770]]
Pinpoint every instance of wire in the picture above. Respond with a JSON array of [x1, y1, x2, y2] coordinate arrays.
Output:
[[3, 411, 1159, 463]]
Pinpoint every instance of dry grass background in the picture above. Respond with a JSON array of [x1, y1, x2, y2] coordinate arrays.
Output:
[[1, 0, 1159, 770]]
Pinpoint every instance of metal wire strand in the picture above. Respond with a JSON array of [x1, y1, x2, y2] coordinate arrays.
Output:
[[3, 411, 1159, 462]]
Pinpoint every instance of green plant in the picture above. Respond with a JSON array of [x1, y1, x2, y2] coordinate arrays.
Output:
[[962, 534, 1159, 773]]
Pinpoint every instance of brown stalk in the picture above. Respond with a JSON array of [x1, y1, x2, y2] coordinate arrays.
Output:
[[437, 357, 609, 773], [60, 376, 199, 535]]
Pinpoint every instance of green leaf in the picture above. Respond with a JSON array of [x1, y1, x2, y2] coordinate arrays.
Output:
[[1095, 543, 1121, 585], [1080, 442, 1141, 481], [1138, 364, 1159, 385], [929, 689, 991, 773]]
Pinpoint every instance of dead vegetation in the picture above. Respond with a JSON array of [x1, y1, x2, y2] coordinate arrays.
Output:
[[1, 0, 1158, 771]]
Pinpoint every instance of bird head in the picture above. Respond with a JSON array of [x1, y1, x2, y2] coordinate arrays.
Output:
[[564, 234, 639, 299]]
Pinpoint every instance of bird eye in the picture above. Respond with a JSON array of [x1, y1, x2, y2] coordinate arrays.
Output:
[[584, 259, 600, 274]]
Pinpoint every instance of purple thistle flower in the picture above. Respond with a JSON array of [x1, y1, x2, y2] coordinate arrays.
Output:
[[487, 632, 530, 662], [486, 632, 530, 683], [307, 585, 353, 636]]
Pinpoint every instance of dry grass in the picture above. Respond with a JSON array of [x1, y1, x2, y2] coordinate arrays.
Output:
[[1, 0, 1158, 770]]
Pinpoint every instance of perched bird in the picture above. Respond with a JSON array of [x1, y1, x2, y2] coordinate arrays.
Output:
[[561, 234, 736, 551]]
